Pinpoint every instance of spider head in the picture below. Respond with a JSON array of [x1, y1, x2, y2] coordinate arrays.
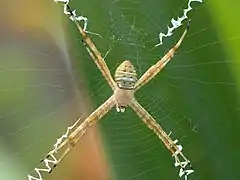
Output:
[[115, 60, 137, 90]]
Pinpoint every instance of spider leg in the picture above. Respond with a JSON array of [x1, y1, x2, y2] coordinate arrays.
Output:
[[49, 94, 115, 170], [66, 5, 117, 91], [134, 21, 190, 91], [48, 132, 83, 173], [28, 95, 115, 179], [130, 99, 193, 178]]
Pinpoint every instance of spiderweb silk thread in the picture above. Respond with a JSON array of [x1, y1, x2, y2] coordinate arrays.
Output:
[[27, 1, 87, 179], [27, 118, 82, 180], [156, 0, 203, 46], [54, 0, 88, 30], [27, 154, 57, 180], [27, 0, 201, 179]]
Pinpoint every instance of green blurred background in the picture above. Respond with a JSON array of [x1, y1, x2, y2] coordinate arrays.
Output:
[[1, 0, 240, 180]]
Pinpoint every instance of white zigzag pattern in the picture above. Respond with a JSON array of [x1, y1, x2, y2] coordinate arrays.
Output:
[[27, 117, 81, 180], [54, 0, 88, 31], [156, 0, 203, 46], [27, 154, 57, 180], [27, 0, 198, 179], [171, 136, 194, 180], [53, 117, 82, 151]]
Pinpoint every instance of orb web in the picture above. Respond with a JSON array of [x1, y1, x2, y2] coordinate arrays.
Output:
[[1, 0, 240, 180]]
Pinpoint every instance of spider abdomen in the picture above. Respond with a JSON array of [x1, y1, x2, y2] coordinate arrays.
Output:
[[114, 60, 137, 90]]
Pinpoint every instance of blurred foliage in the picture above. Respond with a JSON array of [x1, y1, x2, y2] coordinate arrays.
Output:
[[1, 0, 240, 180]]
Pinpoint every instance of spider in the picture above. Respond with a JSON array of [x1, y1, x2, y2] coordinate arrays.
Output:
[[28, 2, 193, 180]]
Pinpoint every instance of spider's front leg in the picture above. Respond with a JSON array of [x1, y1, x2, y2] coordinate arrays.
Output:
[[65, 4, 117, 91], [134, 21, 190, 91], [130, 99, 193, 179], [54, 1, 117, 90]]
